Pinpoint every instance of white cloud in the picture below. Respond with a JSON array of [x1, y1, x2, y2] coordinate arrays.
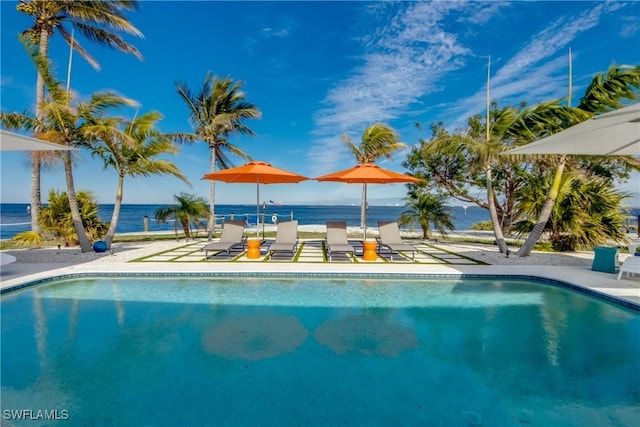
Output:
[[620, 16, 640, 38], [244, 19, 295, 54], [310, 1, 498, 173], [491, 5, 603, 89], [441, 3, 611, 127], [457, 2, 510, 25]]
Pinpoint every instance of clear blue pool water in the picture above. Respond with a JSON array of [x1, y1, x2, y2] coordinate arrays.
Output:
[[1, 276, 639, 426]]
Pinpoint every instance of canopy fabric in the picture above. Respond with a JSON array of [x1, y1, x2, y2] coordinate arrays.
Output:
[[0, 253, 17, 265], [202, 161, 309, 184], [201, 161, 309, 238], [502, 103, 640, 156], [0, 130, 74, 151], [314, 163, 420, 184]]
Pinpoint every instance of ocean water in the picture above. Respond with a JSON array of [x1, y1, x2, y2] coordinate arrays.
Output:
[[0, 203, 490, 240]]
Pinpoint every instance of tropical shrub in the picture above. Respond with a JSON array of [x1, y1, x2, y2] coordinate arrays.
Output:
[[12, 190, 108, 247], [512, 174, 628, 251], [470, 220, 493, 231], [11, 230, 44, 247]]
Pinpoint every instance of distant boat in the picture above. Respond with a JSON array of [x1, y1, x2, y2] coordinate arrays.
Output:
[[462, 205, 468, 215], [26, 205, 31, 215]]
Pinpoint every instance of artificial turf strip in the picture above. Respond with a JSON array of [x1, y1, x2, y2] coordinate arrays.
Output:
[[422, 243, 490, 265], [128, 240, 488, 265], [130, 243, 198, 262]]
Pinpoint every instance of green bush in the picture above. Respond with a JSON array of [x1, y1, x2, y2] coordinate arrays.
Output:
[[470, 220, 493, 231], [12, 190, 108, 247]]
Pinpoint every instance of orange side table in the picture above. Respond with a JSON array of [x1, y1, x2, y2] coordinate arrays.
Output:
[[362, 240, 378, 261], [246, 239, 261, 259]]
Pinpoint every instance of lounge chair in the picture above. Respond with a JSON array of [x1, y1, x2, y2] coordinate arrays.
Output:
[[617, 256, 640, 280], [201, 220, 247, 259], [268, 220, 299, 260], [376, 221, 415, 261], [325, 221, 355, 262]]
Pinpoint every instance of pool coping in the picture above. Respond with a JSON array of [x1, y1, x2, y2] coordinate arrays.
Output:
[[1, 263, 638, 311]]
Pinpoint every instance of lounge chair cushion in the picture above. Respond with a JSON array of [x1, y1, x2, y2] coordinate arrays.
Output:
[[202, 220, 247, 258], [269, 220, 299, 260], [326, 221, 355, 262], [377, 221, 415, 260]]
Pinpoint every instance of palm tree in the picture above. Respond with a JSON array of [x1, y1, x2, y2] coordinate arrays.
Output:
[[398, 192, 454, 239], [154, 193, 210, 239], [514, 64, 640, 257], [176, 73, 261, 237], [16, 0, 142, 233], [424, 106, 520, 253], [342, 123, 407, 229], [28, 41, 136, 252], [89, 112, 191, 249]]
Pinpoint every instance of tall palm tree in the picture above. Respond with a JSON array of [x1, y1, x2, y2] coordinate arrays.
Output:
[[89, 112, 191, 249], [29, 41, 136, 252], [16, 0, 142, 233], [398, 192, 454, 239], [176, 73, 261, 237], [514, 64, 640, 257], [342, 123, 407, 229], [154, 193, 210, 239]]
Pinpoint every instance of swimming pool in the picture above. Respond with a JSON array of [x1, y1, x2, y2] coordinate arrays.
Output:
[[1, 274, 639, 426]]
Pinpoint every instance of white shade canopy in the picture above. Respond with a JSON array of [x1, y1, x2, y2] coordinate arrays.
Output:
[[0, 253, 17, 265], [0, 130, 74, 151], [503, 103, 640, 156]]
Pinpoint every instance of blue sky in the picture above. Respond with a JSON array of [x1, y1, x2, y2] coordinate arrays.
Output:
[[1, 0, 639, 206]]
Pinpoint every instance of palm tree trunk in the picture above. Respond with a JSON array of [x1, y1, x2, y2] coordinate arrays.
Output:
[[517, 156, 566, 257], [30, 28, 51, 234], [63, 151, 92, 252], [486, 166, 509, 253], [208, 147, 216, 239], [104, 173, 125, 249], [181, 219, 191, 238], [30, 155, 42, 233]]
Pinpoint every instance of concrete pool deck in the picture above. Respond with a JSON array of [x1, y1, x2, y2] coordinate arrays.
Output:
[[1, 238, 638, 307]]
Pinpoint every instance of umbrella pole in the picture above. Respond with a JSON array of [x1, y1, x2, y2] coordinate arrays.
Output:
[[363, 182, 368, 240], [256, 183, 260, 239]]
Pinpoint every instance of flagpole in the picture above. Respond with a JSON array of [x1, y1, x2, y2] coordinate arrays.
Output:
[[486, 55, 490, 143], [66, 28, 74, 102], [568, 47, 572, 107]]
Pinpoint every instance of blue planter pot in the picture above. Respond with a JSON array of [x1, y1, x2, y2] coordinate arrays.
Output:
[[93, 240, 108, 253]]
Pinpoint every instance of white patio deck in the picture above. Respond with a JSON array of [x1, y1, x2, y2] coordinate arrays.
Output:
[[1, 238, 638, 308]]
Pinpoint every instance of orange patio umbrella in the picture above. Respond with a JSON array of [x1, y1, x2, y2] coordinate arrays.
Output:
[[314, 163, 420, 238], [202, 161, 309, 237]]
